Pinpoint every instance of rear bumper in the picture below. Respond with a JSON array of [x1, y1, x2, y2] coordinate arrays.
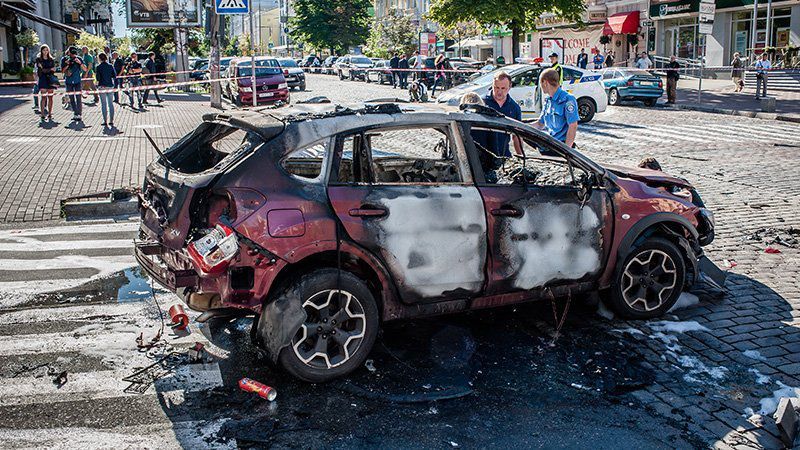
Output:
[[134, 240, 198, 291], [285, 74, 305, 87], [619, 87, 663, 98]]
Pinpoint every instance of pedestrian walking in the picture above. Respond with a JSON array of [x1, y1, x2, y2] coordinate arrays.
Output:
[[142, 52, 163, 104], [665, 55, 680, 104], [593, 50, 604, 70], [533, 68, 579, 149], [124, 53, 144, 109], [397, 54, 409, 89], [577, 48, 588, 69], [730, 52, 745, 92], [755, 53, 771, 99], [112, 52, 125, 103], [34, 44, 57, 121], [389, 53, 400, 88], [61, 46, 86, 122], [412, 50, 422, 81], [81, 46, 99, 103], [605, 52, 615, 68], [548, 52, 563, 84], [95, 52, 116, 128], [430, 54, 450, 99], [32, 69, 40, 113]]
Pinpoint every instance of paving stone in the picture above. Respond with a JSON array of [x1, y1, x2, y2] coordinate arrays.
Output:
[[722, 333, 757, 344]]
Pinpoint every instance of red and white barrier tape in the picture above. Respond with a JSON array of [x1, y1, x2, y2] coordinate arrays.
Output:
[[0, 76, 254, 99], [0, 68, 207, 87]]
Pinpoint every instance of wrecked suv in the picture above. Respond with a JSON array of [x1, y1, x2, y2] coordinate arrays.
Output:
[[135, 102, 724, 382]]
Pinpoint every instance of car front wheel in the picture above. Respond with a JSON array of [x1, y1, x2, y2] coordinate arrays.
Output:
[[577, 98, 596, 123], [608, 88, 620, 105], [608, 237, 686, 319], [276, 268, 379, 383]]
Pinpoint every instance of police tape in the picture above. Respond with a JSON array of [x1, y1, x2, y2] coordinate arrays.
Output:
[[356, 65, 800, 73], [0, 68, 208, 87], [0, 76, 254, 99]]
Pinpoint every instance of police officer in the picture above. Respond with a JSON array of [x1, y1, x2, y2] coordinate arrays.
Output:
[[533, 68, 579, 149], [548, 52, 563, 84]]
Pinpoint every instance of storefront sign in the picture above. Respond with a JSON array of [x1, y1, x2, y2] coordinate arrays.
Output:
[[127, 0, 202, 27], [650, 0, 698, 18], [588, 10, 607, 23], [537, 25, 605, 65], [419, 32, 437, 56], [734, 30, 748, 54]]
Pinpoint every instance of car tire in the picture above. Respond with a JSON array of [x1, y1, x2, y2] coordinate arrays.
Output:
[[643, 98, 657, 107], [577, 98, 596, 123], [275, 268, 379, 383], [608, 88, 621, 106], [300, 82, 306, 91], [234, 95, 242, 107], [608, 237, 687, 320], [338, 71, 344, 80]]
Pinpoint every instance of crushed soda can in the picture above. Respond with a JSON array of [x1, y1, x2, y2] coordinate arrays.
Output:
[[239, 377, 277, 401], [168, 304, 189, 330]]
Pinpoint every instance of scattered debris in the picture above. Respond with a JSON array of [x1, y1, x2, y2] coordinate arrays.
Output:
[[723, 259, 737, 268], [570, 383, 592, 391], [122, 352, 182, 394], [238, 378, 277, 401], [449, 441, 459, 448], [758, 382, 800, 416], [187, 343, 208, 363], [136, 330, 163, 352], [638, 157, 662, 170], [743, 350, 767, 362], [773, 397, 799, 447], [649, 320, 709, 333], [52, 370, 68, 388], [744, 227, 800, 249], [670, 154, 709, 162], [668, 292, 700, 312], [364, 359, 376, 373], [749, 369, 772, 385], [168, 304, 189, 330]]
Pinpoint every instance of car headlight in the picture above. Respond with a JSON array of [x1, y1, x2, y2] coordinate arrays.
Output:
[[699, 208, 715, 229], [241, 87, 252, 92], [669, 185, 692, 199], [278, 83, 288, 89]]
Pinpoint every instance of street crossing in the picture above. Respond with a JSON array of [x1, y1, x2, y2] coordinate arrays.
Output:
[[0, 221, 235, 449]]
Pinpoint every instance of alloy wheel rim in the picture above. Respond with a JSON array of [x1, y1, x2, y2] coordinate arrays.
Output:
[[610, 90, 618, 103], [579, 103, 590, 119], [292, 289, 366, 369], [621, 249, 677, 312]]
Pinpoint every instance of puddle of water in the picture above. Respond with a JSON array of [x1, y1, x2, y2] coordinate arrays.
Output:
[[28, 266, 159, 307], [116, 266, 153, 302]]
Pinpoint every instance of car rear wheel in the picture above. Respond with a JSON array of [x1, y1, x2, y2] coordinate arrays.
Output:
[[608, 237, 686, 319], [643, 98, 657, 107], [277, 268, 379, 383], [299, 81, 306, 91], [608, 88, 620, 105], [577, 98, 596, 123]]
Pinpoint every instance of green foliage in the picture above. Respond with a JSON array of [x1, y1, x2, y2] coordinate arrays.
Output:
[[20, 65, 34, 75], [436, 21, 484, 42], [365, 8, 417, 58], [130, 28, 173, 54], [224, 35, 240, 56], [291, 0, 371, 54], [15, 29, 40, 48], [238, 33, 253, 56], [187, 29, 210, 57], [111, 36, 133, 57], [76, 31, 108, 52]]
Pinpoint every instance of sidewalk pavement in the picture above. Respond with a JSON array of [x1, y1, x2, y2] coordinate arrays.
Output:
[[669, 77, 800, 123]]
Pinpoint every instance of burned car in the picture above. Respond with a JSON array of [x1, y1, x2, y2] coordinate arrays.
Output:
[[135, 102, 724, 382]]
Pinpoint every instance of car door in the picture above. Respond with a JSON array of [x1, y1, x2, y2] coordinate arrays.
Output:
[[327, 121, 488, 304], [461, 121, 613, 295], [510, 67, 542, 115]]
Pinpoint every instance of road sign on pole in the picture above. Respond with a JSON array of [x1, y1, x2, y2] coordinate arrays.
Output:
[[215, 0, 249, 15]]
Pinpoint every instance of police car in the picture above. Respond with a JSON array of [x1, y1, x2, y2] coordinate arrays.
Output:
[[436, 63, 608, 123]]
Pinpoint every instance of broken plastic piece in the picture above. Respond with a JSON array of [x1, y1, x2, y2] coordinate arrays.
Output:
[[168, 304, 189, 330], [364, 359, 376, 373], [239, 378, 277, 401], [765, 247, 782, 254], [187, 342, 205, 363], [723, 259, 737, 268], [187, 224, 239, 274], [53, 371, 67, 388]]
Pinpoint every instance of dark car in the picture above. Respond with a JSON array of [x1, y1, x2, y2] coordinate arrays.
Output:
[[366, 59, 392, 84], [223, 57, 289, 106], [321, 56, 338, 74], [601, 68, 664, 106], [276, 57, 306, 90], [190, 61, 209, 81], [136, 102, 723, 382], [300, 55, 322, 73]]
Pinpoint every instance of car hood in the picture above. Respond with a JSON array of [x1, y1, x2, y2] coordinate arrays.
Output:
[[604, 164, 693, 188]]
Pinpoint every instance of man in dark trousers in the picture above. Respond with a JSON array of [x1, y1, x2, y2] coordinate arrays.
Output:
[[111, 51, 125, 103], [389, 53, 400, 89], [666, 55, 680, 104], [397, 54, 409, 89], [142, 52, 163, 104], [577, 48, 588, 69]]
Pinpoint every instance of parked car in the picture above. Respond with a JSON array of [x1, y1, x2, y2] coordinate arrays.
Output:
[[321, 56, 339, 74], [276, 57, 306, 90], [300, 55, 322, 73], [600, 68, 664, 107], [190, 61, 209, 81], [136, 101, 723, 382], [366, 59, 393, 84], [335, 54, 374, 81], [223, 57, 289, 106], [437, 63, 608, 122], [408, 55, 436, 86]]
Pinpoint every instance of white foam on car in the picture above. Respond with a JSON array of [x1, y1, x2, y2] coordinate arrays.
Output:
[[377, 187, 486, 297], [508, 203, 601, 290], [667, 292, 700, 312]]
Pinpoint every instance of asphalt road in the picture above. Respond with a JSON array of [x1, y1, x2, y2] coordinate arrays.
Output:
[[0, 74, 799, 448]]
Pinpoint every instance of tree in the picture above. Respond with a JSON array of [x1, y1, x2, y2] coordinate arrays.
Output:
[[130, 28, 173, 55], [14, 29, 39, 63], [290, 0, 371, 55], [238, 33, 253, 57], [365, 7, 417, 58], [428, 0, 584, 59], [76, 31, 108, 52], [436, 21, 484, 57], [111, 36, 133, 57]]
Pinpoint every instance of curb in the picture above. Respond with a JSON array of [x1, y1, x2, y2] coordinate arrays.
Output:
[[60, 188, 139, 221], [670, 103, 800, 124]]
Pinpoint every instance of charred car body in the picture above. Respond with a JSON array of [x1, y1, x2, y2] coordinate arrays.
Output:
[[136, 102, 724, 382]]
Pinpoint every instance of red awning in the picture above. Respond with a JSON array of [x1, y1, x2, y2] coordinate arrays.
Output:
[[603, 11, 640, 35]]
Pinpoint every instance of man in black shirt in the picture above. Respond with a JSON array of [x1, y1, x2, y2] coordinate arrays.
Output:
[[125, 53, 144, 109], [397, 54, 409, 89], [665, 55, 680, 104], [142, 52, 163, 104], [111, 51, 124, 103], [389, 53, 400, 89]]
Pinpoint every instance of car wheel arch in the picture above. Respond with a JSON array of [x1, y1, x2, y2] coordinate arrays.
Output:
[[577, 96, 597, 122]]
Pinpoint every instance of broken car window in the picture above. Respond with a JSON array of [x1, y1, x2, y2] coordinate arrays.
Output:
[[366, 127, 461, 184], [163, 123, 262, 174], [282, 141, 327, 181]]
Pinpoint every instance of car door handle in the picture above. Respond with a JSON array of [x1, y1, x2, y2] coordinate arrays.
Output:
[[491, 206, 523, 217], [349, 206, 388, 218]]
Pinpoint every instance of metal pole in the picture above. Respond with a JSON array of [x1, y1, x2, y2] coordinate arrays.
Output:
[[209, 7, 222, 108], [249, 6, 256, 107], [750, 0, 758, 60], [698, 35, 705, 103], [765, 0, 772, 48]]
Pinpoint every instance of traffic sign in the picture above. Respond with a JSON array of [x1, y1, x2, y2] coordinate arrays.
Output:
[[699, 22, 714, 34], [215, 0, 249, 15]]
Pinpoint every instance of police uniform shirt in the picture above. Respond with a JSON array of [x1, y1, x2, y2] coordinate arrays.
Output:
[[539, 87, 579, 143]]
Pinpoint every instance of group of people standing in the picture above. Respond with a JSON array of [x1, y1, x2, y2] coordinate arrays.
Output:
[[32, 44, 165, 128], [388, 51, 424, 90], [573, 48, 616, 70]]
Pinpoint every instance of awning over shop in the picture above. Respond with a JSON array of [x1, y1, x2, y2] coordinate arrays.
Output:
[[448, 37, 492, 49], [1, 2, 82, 35], [602, 11, 640, 35]]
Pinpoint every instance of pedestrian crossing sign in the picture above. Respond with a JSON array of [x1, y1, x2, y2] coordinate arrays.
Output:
[[215, 0, 249, 14]]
